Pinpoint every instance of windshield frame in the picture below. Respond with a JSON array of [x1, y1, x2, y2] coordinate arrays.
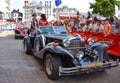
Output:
[[39, 26, 68, 35]]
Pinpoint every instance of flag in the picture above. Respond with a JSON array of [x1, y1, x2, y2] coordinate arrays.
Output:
[[55, 0, 62, 6]]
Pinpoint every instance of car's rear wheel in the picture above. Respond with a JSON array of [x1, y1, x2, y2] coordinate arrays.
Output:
[[44, 54, 62, 80], [24, 40, 31, 54]]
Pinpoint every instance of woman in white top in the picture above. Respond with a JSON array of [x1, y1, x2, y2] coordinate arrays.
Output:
[[97, 20, 104, 33]]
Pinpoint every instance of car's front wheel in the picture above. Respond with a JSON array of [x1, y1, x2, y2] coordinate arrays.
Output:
[[44, 54, 62, 80]]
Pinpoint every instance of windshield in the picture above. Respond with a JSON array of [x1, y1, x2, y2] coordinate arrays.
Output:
[[53, 26, 67, 34], [39, 26, 67, 35], [39, 26, 54, 34]]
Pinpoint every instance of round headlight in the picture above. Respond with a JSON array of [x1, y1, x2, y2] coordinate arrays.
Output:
[[62, 39, 70, 47], [75, 51, 84, 60], [87, 38, 94, 46]]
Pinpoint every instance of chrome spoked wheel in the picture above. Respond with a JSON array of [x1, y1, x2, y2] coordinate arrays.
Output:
[[45, 57, 53, 75], [44, 54, 62, 80]]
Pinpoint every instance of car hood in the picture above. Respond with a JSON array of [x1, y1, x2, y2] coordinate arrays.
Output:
[[46, 33, 74, 40]]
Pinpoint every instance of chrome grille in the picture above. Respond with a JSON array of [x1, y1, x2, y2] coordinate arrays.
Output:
[[69, 39, 82, 47], [68, 39, 84, 55]]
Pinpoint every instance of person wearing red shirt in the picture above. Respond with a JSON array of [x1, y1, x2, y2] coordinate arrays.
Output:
[[38, 14, 48, 26]]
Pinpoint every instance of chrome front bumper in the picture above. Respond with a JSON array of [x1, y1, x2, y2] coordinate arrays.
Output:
[[59, 60, 119, 76]]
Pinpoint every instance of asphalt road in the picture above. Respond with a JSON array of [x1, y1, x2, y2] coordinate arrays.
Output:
[[0, 31, 120, 83]]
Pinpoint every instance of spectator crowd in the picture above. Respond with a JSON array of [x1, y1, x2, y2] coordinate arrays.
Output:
[[48, 12, 120, 36]]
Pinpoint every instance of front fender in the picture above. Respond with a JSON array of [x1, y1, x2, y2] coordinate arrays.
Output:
[[46, 46, 78, 67], [36, 46, 77, 67], [47, 46, 74, 59]]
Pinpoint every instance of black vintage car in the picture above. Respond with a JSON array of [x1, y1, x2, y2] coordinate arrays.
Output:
[[23, 26, 119, 80]]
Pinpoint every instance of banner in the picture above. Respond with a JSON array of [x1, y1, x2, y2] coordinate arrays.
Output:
[[69, 31, 120, 56], [55, 0, 62, 6]]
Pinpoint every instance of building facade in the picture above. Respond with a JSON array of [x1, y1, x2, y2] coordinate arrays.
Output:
[[23, 0, 78, 22], [0, 0, 10, 19], [44, 0, 54, 18], [11, 9, 23, 22], [23, 0, 55, 22], [54, 6, 77, 20], [31, 1, 44, 18], [23, 0, 45, 22], [23, 0, 32, 22]]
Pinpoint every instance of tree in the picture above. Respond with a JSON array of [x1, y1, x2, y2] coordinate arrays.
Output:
[[90, 0, 119, 17]]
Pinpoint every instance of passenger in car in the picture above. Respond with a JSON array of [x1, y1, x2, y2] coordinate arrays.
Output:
[[38, 14, 48, 26]]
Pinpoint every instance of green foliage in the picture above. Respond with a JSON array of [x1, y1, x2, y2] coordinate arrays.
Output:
[[90, 0, 119, 17]]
